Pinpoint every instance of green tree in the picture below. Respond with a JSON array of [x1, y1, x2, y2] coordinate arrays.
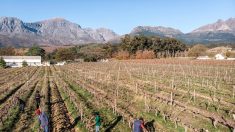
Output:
[[0, 57, 6, 68], [102, 43, 118, 58], [26, 46, 45, 58], [55, 48, 76, 61], [22, 61, 28, 67], [121, 34, 132, 51]]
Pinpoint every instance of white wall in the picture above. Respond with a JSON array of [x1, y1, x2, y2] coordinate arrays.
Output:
[[4, 58, 41, 67]]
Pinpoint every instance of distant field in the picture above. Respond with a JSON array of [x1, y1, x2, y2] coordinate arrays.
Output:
[[0, 59, 235, 131]]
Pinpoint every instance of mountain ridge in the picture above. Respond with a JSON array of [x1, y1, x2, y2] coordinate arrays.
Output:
[[0, 17, 119, 47], [0, 16, 235, 47], [130, 18, 235, 44]]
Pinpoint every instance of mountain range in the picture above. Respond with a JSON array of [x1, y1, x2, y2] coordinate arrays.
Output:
[[0, 17, 235, 47], [130, 18, 235, 44], [0, 17, 119, 47]]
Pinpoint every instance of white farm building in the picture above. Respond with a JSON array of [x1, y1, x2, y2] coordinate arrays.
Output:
[[1, 56, 41, 67], [196, 56, 211, 60], [215, 54, 226, 60]]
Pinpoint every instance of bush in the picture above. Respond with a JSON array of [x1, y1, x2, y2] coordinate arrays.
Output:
[[136, 50, 155, 59], [226, 51, 235, 58], [135, 50, 143, 59], [84, 55, 98, 62], [188, 44, 208, 57], [0, 57, 6, 68], [55, 48, 76, 61], [142, 50, 155, 59], [26, 46, 45, 58], [22, 61, 28, 67], [114, 50, 130, 60]]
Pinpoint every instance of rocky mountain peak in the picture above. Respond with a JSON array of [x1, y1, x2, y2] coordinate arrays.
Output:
[[36, 18, 81, 28], [192, 18, 235, 33], [0, 17, 119, 46], [130, 26, 183, 38], [0, 17, 25, 33], [96, 28, 119, 41]]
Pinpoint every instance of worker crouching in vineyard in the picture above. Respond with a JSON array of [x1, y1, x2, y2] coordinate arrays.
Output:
[[91, 112, 102, 132], [35, 108, 49, 132], [16, 97, 25, 112]]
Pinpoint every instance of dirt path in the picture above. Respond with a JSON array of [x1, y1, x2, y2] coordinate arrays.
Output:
[[49, 79, 75, 132]]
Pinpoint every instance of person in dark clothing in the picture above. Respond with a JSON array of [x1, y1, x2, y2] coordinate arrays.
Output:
[[133, 117, 147, 132], [17, 97, 25, 112], [144, 120, 155, 132], [35, 90, 41, 108]]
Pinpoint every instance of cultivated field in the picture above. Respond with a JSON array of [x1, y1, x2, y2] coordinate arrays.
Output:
[[0, 59, 235, 132]]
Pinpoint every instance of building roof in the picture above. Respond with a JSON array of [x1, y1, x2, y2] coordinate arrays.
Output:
[[215, 53, 225, 56], [1, 56, 41, 59], [196, 56, 211, 60]]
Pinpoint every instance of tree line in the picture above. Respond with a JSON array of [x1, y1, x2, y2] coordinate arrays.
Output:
[[0, 35, 189, 63], [120, 35, 187, 58]]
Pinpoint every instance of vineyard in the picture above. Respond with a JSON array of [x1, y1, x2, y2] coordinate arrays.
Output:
[[0, 59, 235, 132]]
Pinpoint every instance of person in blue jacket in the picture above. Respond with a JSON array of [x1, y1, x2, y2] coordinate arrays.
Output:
[[36, 108, 49, 132], [133, 117, 147, 132]]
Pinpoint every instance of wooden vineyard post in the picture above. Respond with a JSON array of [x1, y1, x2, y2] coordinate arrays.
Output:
[[129, 70, 132, 80], [117, 65, 120, 92], [174, 119, 177, 128], [144, 93, 147, 112], [171, 92, 173, 105], [193, 89, 195, 102], [233, 85, 235, 99], [201, 78, 204, 88], [128, 116, 132, 128], [122, 115, 125, 124], [155, 109, 159, 116], [114, 98, 117, 114], [154, 81, 157, 93], [107, 71, 110, 85], [26, 73, 29, 87], [163, 112, 166, 122], [0, 117, 3, 126], [84, 71, 87, 81], [135, 83, 138, 94], [187, 78, 190, 91], [160, 75, 162, 83], [80, 109, 83, 121], [145, 72, 147, 81], [213, 88, 216, 101], [184, 125, 188, 132], [115, 65, 120, 115]]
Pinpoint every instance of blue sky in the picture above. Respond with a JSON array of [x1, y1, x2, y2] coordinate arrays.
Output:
[[1, 0, 234, 34]]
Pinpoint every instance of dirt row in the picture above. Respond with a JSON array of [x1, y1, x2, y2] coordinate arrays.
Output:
[[49, 78, 75, 132], [1, 66, 77, 131], [12, 79, 43, 131]]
